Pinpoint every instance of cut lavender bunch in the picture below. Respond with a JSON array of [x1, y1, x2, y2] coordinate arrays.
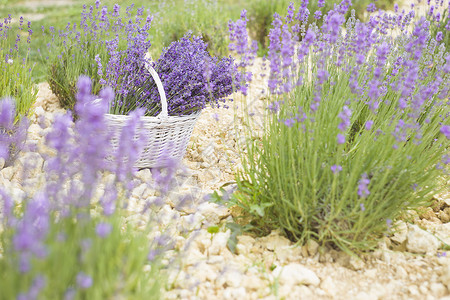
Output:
[[129, 33, 240, 117]]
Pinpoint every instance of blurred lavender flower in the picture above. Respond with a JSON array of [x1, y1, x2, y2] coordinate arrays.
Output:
[[76, 272, 93, 289], [0, 97, 15, 130], [365, 120, 374, 130], [331, 165, 342, 174], [358, 173, 370, 198], [95, 222, 112, 238], [441, 125, 450, 139], [338, 106, 352, 131]]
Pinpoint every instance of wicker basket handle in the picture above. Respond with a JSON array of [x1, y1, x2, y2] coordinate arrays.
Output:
[[145, 62, 168, 119]]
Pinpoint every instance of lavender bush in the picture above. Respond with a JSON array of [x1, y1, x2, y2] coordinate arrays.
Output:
[[45, 3, 153, 114], [232, 1, 450, 252], [0, 14, 37, 122], [426, 0, 450, 47], [1, 15, 37, 166], [0, 77, 176, 299]]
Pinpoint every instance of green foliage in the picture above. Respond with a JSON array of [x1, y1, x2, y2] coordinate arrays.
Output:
[[0, 209, 164, 299], [46, 37, 107, 112], [0, 28, 37, 122], [234, 40, 449, 253]]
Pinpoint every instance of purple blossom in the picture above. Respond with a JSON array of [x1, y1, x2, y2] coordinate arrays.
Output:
[[314, 11, 322, 20], [386, 218, 392, 229], [76, 272, 93, 289], [360, 203, 366, 211], [331, 165, 342, 173], [338, 106, 352, 131], [367, 3, 377, 13], [284, 118, 295, 127], [358, 173, 370, 198], [0, 97, 15, 130], [365, 120, 374, 130], [441, 125, 450, 139], [436, 31, 443, 42], [143, 34, 240, 116], [325, 11, 345, 43], [337, 133, 346, 145], [96, 222, 112, 238], [317, 69, 329, 84], [318, 0, 325, 8]]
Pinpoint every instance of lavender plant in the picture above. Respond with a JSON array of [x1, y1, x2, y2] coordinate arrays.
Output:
[[233, 1, 450, 252], [0, 77, 176, 299], [45, 2, 153, 114], [0, 14, 37, 122], [425, 0, 450, 47], [1, 15, 37, 166]]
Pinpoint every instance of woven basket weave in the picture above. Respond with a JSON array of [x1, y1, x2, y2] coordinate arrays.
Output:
[[105, 65, 201, 169]]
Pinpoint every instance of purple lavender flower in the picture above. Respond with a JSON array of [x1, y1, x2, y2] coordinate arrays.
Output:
[[0, 97, 15, 130], [142, 34, 239, 116], [338, 106, 352, 131], [441, 125, 450, 139], [358, 173, 370, 198], [76, 272, 93, 289], [318, 0, 325, 8], [367, 3, 377, 13], [365, 120, 374, 130], [96, 222, 112, 238], [314, 11, 322, 20], [331, 165, 342, 173], [436, 31, 443, 42], [360, 203, 366, 211], [284, 118, 295, 127], [317, 69, 329, 84], [337, 133, 346, 145]]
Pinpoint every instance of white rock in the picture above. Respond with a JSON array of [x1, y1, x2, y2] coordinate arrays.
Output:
[[306, 239, 319, 256], [259, 230, 291, 251], [11, 187, 26, 201], [223, 287, 246, 300], [189, 262, 217, 282], [320, 277, 336, 296], [209, 230, 231, 256], [136, 168, 152, 182], [218, 269, 243, 288], [131, 183, 147, 199], [406, 224, 441, 255], [440, 263, 450, 290], [197, 202, 229, 224], [178, 213, 204, 232], [0, 157, 5, 169], [273, 263, 320, 287], [34, 106, 45, 117], [434, 223, 450, 246], [242, 275, 265, 291], [1, 167, 15, 181], [236, 235, 256, 255], [391, 221, 408, 244]]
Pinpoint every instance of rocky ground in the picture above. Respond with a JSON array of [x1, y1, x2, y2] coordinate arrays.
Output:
[[1, 0, 450, 299], [0, 56, 448, 299]]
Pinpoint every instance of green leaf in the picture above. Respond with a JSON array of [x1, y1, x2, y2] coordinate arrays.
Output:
[[207, 226, 220, 234]]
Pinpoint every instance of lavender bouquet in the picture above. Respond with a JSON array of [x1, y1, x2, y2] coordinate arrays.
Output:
[[123, 33, 241, 117]]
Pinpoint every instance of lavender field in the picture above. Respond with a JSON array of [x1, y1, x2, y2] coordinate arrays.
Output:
[[1, 0, 450, 299]]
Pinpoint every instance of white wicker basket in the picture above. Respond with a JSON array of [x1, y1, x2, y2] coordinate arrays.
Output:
[[105, 65, 201, 169]]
